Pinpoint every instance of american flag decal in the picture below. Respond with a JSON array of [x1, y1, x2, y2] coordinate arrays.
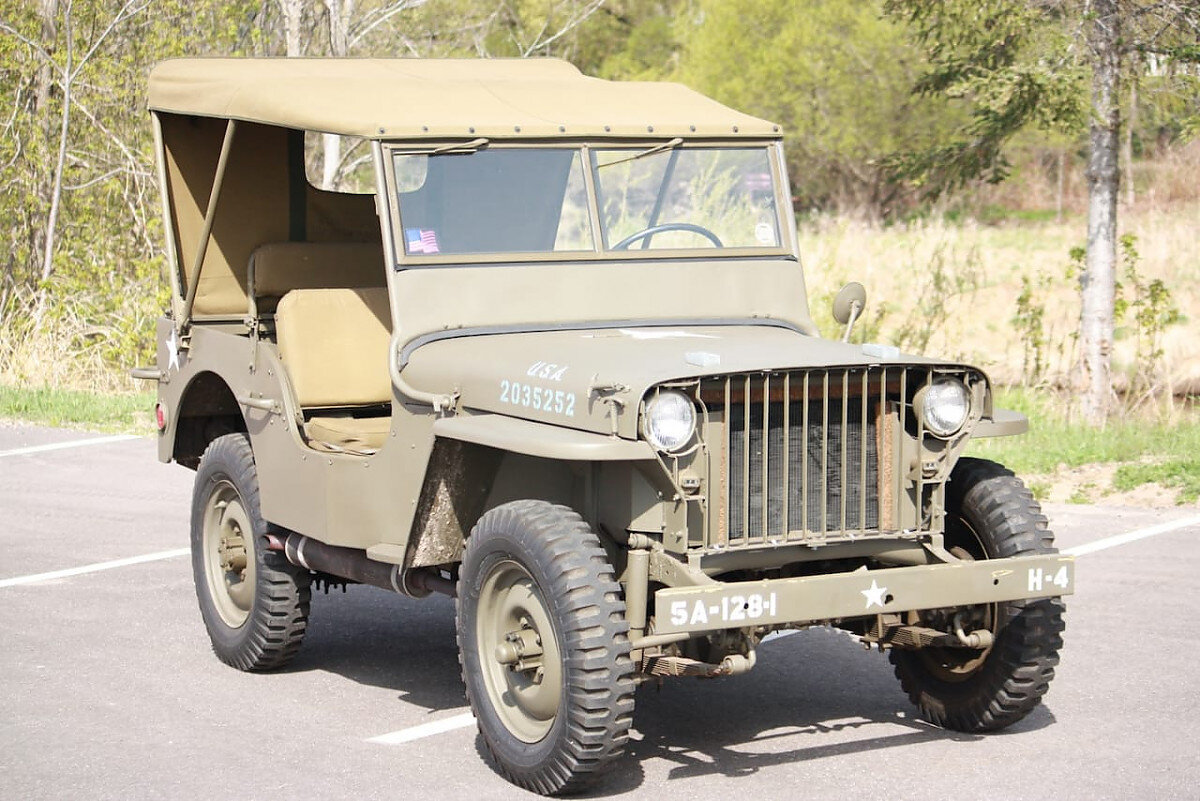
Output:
[[405, 228, 440, 254]]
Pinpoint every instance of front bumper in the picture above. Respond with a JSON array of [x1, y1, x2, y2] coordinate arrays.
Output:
[[653, 552, 1074, 635]]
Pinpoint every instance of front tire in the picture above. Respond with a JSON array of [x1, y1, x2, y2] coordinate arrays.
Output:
[[457, 501, 635, 795], [191, 433, 310, 671], [890, 457, 1066, 732]]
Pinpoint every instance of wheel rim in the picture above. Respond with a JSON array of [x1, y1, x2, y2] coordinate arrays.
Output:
[[201, 479, 256, 629], [475, 559, 563, 743], [916, 519, 997, 682]]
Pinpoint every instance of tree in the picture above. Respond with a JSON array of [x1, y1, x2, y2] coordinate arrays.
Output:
[[1080, 0, 1121, 424], [0, 0, 260, 382], [678, 0, 964, 217], [885, 0, 1200, 423], [1, 0, 147, 291]]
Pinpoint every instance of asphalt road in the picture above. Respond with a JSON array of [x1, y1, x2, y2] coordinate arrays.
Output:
[[2, 422, 1198, 800]]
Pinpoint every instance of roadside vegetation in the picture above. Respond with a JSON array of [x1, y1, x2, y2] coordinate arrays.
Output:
[[0, 385, 153, 433], [968, 388, 1200, 506], [1, 0, 1196, 503]]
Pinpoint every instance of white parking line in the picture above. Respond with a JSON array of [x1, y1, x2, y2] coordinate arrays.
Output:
[[1062, 514, 1200, 557], [0, 434, 140, 458], [0, 548, 190, 589], [367, 712, 476, 745]]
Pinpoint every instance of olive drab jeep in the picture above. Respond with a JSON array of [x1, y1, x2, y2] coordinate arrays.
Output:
[[134, 58, 1072, 795]]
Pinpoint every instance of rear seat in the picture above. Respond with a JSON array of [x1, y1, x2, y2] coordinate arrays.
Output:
[[274, 287, 393, 455], [248, 241, 384, 317]]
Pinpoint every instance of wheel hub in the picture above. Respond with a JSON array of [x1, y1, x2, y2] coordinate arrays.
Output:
[[476, 560, 563, 743], [201, 480, 256, 628], [495, 625, 545, 673]]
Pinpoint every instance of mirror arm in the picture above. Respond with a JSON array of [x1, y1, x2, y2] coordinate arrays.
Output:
[[841, 299, 863, 343]]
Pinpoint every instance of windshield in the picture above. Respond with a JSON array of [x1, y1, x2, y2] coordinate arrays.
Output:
[[592, 147, 779, 250], [391, 144, 784, 259]]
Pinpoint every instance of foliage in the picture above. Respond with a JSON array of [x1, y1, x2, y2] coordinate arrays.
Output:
[[677, 0, 964, 216], [881, 0, 1086, 196], [1112, 232, 1183, 409], [575, 1, 682, 79], [1012, 274, 1049, 385]]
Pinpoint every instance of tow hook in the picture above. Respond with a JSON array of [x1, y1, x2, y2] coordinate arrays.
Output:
[[717, 651, 757, 676], [954, 612, 994, 649]]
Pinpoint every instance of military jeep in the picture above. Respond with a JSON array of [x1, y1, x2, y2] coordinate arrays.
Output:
[[136, 58, 1071, 795]]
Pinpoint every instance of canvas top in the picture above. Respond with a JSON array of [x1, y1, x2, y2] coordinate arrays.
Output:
[[148, 57, 781, 140]]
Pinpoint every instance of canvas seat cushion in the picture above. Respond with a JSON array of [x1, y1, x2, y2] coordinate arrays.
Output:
[[274, 287, 392, 408], [303, 414, 391, 454]]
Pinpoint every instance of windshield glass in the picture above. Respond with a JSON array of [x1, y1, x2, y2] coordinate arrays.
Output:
[[593, 146, 779, 250], [394, 148, 593, 256], [391, 144, 782, 258]]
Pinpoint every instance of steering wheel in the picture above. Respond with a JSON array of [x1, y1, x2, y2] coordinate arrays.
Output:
[[611, 222, 724, 250]]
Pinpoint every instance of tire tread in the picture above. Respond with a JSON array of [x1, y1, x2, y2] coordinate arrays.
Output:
[[890, 457, 1066, 732], [191, 433, 310, 672], [457, 500, 635, 795]]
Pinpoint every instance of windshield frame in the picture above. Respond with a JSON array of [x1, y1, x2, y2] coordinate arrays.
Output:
[[381, 138, 794, 268]]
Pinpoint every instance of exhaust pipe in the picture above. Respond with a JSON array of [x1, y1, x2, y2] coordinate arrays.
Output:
[[280, 533, 456, 598]]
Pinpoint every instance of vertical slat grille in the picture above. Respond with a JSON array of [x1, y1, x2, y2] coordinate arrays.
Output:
[[718, 368, 886, 546]]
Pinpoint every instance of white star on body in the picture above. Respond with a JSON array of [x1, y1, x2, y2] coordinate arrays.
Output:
[[861, 579, 888, 610], [166, 327, 181, 371]]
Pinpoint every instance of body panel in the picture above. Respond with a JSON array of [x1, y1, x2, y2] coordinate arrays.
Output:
[[433, 414, 656, 461], [403, 323, 951, 439]]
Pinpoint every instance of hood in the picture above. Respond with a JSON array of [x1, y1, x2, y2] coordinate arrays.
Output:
[[402, 324, 952, 439]]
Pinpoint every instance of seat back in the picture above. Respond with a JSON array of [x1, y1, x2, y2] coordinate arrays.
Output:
[[250, 242, 385, 314], [274, 287, 392, 408]]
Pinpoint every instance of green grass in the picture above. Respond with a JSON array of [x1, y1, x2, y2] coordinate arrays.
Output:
[[0, 384, 155, 434], [1113, 460, 1200, 504], [967, 388, 1200, 472], [968, 387, 1200, 503]]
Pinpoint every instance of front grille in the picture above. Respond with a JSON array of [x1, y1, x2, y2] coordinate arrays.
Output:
[[703, 367, 912, 549], [727, 393, 878, 537]]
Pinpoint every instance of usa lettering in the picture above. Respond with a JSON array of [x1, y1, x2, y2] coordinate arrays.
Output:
[[527, 361, 568, 381]]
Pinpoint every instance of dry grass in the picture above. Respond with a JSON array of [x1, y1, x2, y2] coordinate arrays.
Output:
[[0, 273, 163, 394], [799, 201, 1200, 395]]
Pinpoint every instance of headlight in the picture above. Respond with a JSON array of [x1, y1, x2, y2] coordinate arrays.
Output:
[[642, 390, 696, 452], [915, 378, 971, 438]]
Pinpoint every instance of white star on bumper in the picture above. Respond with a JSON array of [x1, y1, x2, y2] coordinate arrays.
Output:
[[861, 579, 888, 609]]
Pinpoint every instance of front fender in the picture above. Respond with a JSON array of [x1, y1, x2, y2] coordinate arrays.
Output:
[[432, 413, 656, 462]]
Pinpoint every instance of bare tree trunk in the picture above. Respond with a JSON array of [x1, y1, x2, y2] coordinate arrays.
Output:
[[279, 0, 305, 57], [41, 23, 73, 285], [1123, 61, 1137, 207], [1079, 0, 1121, 424], [27, 0, 60, 292], [322, 0, 354, 190]]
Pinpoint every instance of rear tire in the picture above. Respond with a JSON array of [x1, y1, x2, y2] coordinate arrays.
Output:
[[191, 433, 310, 671], [890, 457, 1066, 732], [457, 501, 635, 795]]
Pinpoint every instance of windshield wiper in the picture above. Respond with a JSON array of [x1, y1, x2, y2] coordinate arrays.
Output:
[[596, 137, 682, 169], [405, 137, 490, 156]]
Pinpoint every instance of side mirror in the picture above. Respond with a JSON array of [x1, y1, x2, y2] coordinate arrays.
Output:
[[832, 282, 867, 342]]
